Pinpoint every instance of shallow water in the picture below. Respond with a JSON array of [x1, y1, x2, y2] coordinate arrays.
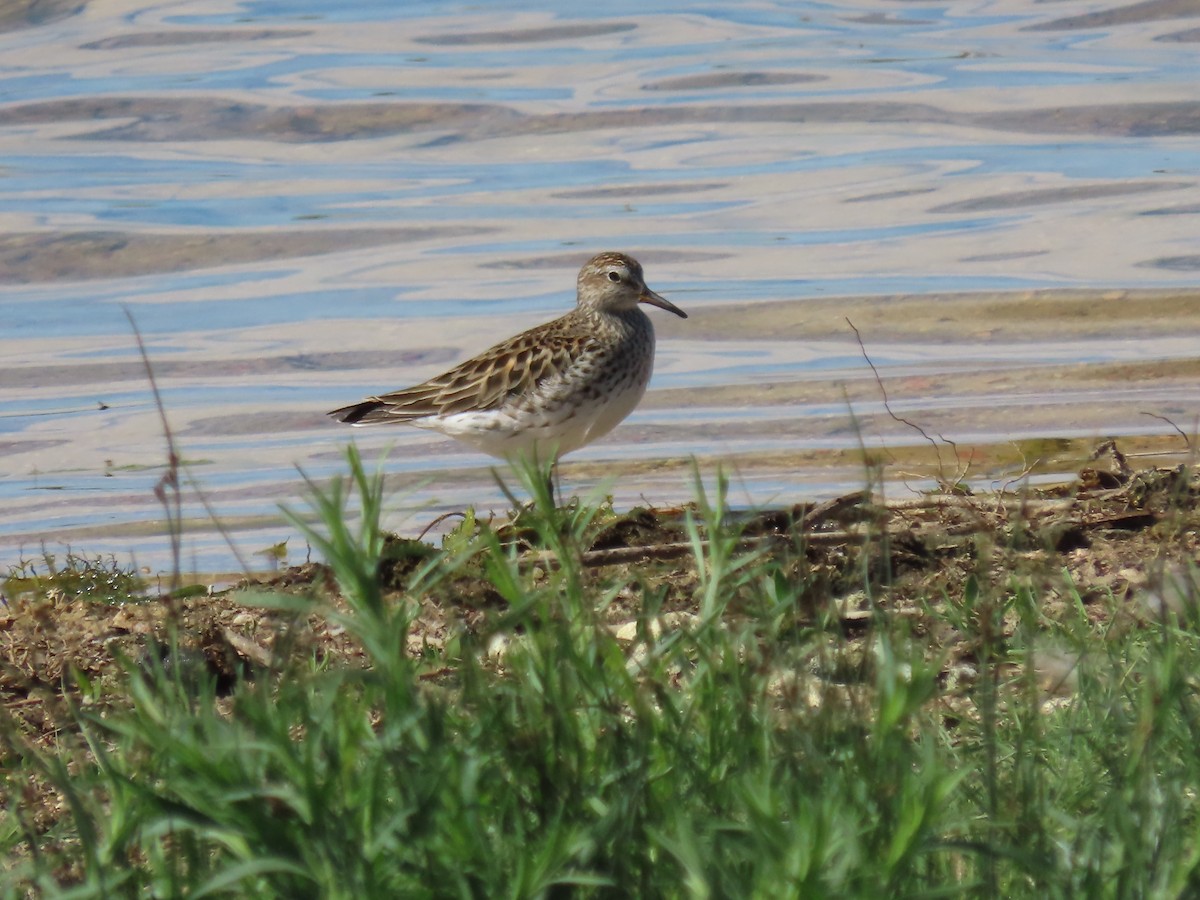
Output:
[[2, 0, 1199, 574]]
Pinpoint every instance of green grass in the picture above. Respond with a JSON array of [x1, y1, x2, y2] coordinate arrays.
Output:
[[3, 449, 1200, 896]]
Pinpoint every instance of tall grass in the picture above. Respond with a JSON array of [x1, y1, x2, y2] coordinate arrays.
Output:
[[3, 452, 1200, 895]]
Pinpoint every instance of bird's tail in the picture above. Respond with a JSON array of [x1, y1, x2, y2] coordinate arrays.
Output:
[[327, 400, 390, 425]]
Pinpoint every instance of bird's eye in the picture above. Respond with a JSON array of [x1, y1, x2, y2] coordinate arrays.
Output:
[[607, 271, 621, 282]]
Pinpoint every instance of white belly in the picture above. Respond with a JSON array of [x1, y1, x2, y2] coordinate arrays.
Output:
[[416, 355, 653, 460]]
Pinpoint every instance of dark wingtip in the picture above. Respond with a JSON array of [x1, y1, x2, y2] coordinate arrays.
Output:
[[328, 400, 383, 425]]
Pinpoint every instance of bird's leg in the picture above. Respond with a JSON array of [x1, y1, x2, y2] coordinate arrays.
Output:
[[550, 460, 562, 510], [512, 447, 558, 513], [530, 445, 562, 510]]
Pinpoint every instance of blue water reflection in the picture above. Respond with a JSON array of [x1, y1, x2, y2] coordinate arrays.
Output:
[[2, 0, 1198, 570]]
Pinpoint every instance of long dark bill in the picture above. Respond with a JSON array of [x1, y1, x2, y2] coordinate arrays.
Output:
[[639, 288, 687, 319]]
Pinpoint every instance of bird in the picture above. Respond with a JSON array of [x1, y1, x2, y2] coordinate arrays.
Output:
[[328, 252, 686, 463]]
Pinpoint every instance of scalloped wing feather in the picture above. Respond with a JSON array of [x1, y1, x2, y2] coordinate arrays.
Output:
[[337, 317, 601, 424]]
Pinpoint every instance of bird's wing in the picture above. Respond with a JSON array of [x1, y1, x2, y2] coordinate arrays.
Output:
[[331, 318, 601, 424]]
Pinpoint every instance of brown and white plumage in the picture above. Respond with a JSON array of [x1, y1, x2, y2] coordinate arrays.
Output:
[[328, 252, 686, 460]]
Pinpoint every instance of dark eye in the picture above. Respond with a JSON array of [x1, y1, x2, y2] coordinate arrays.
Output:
[[607, 271, 621, 282]]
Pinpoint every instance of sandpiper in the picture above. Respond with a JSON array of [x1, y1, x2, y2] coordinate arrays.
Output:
[[328, 252, 686, 462]]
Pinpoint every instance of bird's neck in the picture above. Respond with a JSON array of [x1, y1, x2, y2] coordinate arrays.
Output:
[[581, 305, 649, 324]]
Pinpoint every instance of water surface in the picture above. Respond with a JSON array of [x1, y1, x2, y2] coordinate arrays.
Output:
[[3, 0, 1199, 573]]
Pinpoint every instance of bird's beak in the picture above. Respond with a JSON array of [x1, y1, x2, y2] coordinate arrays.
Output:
[[640, 287, 687, 319]]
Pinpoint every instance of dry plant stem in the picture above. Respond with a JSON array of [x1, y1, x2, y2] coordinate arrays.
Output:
[[124, 308, 182, 599], [527, 489, 1096, 570], [518, 480, 1114, 571], [530, 530, 869, 570], [799, 491, 871, 527], [416, 511, 468, 542], [1139, 412, 1194, 454], [884, 495, 1110, 512], [997, 445, 1041, 497], [845, 316, 963, 483], [124, 310, 252, 586]]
